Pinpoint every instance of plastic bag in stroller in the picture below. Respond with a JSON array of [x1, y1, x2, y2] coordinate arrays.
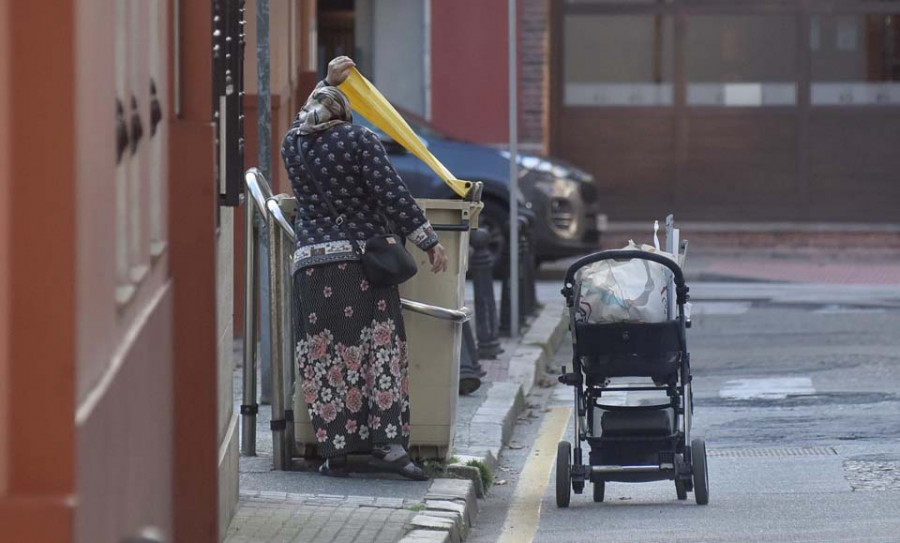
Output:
[[575, 241, 677, 324]]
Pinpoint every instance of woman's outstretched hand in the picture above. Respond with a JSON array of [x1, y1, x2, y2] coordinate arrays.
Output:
[[326, 56, 356, 86], [427, 243, 449, 274]]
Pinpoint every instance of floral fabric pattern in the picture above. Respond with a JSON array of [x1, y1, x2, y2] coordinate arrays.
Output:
[[293, 261, 410, 458]]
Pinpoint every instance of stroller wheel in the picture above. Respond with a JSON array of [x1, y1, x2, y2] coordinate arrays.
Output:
[[573, 479, 585, 494], [675, 478, 688, 500], [692, 438, 709, 505], [592, 480, 605, 502], [556, 441, 571, 508]]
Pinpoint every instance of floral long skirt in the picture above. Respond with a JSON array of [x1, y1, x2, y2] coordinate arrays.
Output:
[[293, 260, 411, 458]]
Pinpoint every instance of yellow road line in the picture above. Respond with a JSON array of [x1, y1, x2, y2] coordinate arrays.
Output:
[[497, 407, 572, 543]]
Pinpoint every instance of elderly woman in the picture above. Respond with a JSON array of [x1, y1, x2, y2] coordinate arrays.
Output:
[[282, 57, 449, 480]]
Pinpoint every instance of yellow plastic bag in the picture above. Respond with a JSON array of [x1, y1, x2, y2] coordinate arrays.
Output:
[[339, 68, 474, 199]]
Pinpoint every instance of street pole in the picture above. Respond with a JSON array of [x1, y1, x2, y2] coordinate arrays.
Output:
[[257, 0, 273, 403], [508, 0, 519, 337], [257, 0, 271, 181]]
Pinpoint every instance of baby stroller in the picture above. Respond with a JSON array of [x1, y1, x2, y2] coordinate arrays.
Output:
[[556, 249, 709, 507]]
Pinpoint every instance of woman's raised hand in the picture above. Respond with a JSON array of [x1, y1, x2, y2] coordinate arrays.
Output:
[[427, 243, 449, 274], [326, 56, 356, 86]]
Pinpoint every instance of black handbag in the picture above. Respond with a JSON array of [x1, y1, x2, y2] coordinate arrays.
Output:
[[298, 137, 418, 287]]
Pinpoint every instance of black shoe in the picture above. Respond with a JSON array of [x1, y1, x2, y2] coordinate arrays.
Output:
[[319, 456, 350, 478], [369, 448, 429, 481]]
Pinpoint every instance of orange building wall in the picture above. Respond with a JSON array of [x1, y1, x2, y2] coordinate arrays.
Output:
[[168, 0, 221, 540], [1, 1, 222, 542], [0, 2, 78, 541], [0, 1, 240, 541], [0, 0, 10, 497]]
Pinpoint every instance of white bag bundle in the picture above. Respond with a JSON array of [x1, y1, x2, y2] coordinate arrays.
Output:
[[575, 241, 676, 324]]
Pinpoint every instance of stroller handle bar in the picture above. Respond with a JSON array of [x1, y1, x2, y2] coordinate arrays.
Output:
[[562, 250, 689, 306]]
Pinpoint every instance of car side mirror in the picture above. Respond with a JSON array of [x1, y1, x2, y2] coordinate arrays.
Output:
[[378, 133, 408, 155]]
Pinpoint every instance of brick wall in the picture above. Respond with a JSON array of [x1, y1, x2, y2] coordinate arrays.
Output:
[[520, 0, 549, 150]]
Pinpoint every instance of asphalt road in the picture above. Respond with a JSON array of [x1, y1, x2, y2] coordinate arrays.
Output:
[[469, 281, 900, 543]]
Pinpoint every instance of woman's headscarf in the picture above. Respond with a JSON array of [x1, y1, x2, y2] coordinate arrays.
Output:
[[295, 85, 353, 135]]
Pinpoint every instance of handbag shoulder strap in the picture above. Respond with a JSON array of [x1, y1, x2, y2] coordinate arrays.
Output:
[[297, 135, 362, 256]]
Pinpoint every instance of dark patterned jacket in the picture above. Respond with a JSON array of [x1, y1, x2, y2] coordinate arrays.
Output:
[[281, 121, 439, 272]]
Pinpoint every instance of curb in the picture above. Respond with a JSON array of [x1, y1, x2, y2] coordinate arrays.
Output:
[[453, 382, 524, 470], [400, 478, 478, 543], [414, 302, 568, 542], [453, 303, 568, 467], [519, 303, 568, 393]]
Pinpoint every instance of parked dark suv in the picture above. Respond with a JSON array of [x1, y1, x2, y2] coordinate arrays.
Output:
[[354, 111, 603, 266]]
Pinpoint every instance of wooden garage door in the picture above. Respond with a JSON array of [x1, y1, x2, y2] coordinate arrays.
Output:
[[550, 0, 900, 222]]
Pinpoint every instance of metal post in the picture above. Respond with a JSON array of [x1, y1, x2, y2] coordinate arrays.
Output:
[[256, 0, 274, 405], [499, 272, 511, 338], [518, 217, 534, 318], [277, 202, 296, 460], [525, 218, 539, 315], [241, 188, 259, 456], [508, 0, 519, 337], [258, 219, 273, 404], [458, 322, 483, 396], [266, 207, 287, 471], [665, 214, 677, 320], [257, 0, 271, 181], [470, 229, 502, 358]]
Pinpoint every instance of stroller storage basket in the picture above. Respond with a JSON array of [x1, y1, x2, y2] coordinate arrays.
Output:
[[595, 405, 677, 438], [576, 321, 683, 380]]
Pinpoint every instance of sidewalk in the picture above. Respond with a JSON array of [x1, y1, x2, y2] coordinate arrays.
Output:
[[225, 363, 428, 543], [226, 492, 414, 543], [685, 250, 900, 284], [225, 300, 570, 543]]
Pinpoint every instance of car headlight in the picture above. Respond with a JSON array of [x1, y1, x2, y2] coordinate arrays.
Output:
[[530, 177, 583, 239], [500, 151, 595, 183]]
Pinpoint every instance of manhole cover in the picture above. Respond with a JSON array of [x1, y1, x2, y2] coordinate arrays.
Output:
[[709, 447, 837, 458], [843, 461, 900, 491]]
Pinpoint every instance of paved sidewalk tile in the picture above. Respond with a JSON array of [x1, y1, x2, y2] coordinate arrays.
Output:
[[225, 493, 417, 543], [702, 258, 900, 284], [477, 337, 518, 382]]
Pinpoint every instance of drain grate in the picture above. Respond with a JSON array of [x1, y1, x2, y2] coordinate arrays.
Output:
[[709, 447, 837, 458], [843, 461, 900, 491]]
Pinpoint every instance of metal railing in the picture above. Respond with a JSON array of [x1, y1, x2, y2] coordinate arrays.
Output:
[[240, 168, 271, 457], [241, 168, 473, 470]]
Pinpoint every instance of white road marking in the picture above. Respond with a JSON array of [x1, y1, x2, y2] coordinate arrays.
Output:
[[690, 302, 752, 315], [814, 305, 886, 315], [719, 377, 815, 400]]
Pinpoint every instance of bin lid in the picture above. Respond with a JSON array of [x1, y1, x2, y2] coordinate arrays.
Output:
[[415, 199, 483, 228]]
